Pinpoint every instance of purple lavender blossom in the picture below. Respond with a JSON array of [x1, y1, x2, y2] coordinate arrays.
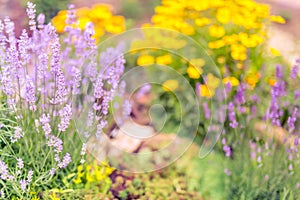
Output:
[[289, 163, 293, 171], [287, 108, 298, 132], [17, 158, 24, 169], [58, 104, 72, 132], [295, 90, 300, 99], [290, 65, 299, 79], [228, 102, 238, 128], [225, 82, 232, 94], [26, 2, 36, 30], [18, 29, 30, 66], [27, 169, 33, 183], [257, 156, 262, 163], [71, 66, 81, 95], [266, 77, 286, 126], [123, 100, 132, 119], [276, 65, 283, 79], [49, 168, 56, 176], [50, 69, 67, 105], [47, 135, 63, 153], [58, 153, 72, 168], [24, 76, 37, 111], [19, 179, 28, 191], [295, 137, 299, 146], [203, 102, 210, 119], [11, 127, 23, 143], [0, 189, 4, 198], [37, 13, 45, 29], [235, 84, 246, 104], [223, 145, 231, 157], [0, 161, 9, 180]]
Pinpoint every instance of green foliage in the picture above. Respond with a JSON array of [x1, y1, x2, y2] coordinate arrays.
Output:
[[32, 0, 68, 22]]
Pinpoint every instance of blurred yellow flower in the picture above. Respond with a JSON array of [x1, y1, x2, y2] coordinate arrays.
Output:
[[209, 25, 225, 38], [223, 77, 239, 86], [187, 66, 202, 79], [156, 54, 173, 65], [146, 0, 286, 68], [217, 56, 226, 64], [73, 160, 114, 186], [231, 44, 247, 61], [199, 85, 212, 98], [216, 7, 231, 24], [267, 78, 276, 86], [195, 17, 211, 26], [270, 15, 286, 24], [49, 193, 60, 200], [245, 72, 260, 88], [137, 55, 155, 66], [270, 47, 281, 57], [52, 10, 67, 33], [162, 79, 179, 91], [52, 4, 125, 42], [208, 40, 225, 49]]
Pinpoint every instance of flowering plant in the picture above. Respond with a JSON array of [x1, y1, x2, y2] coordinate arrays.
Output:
[[0, 2, 125, 199]]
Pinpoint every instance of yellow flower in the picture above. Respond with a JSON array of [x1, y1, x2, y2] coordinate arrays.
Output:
[[217, 56, 226, 64], [270, 47, 281, 57], [156, 54, 173, 65], [52, 11, 67, 33], [270, 15, 286, 24], [86, 170, 95, 183], [231, 44, 247, 61], [231, 51, 247, 61], [73, 176, 82, 184], [77, 16, 90, 30], [223, 77, 239, 86], [216, 7, 231, 24], [49, 193, 60, 200], [187, 66, 202, 79], [137, 55, 155, 66], [222, 34, 238, 45], [208, 40, 225, 49], [199, 85, 212, 98], [267, 78, 276, 86], [52, 4, 125, 42], [162, 80, 179, 91], [209, 25, 225, 38], [180, 23, 195, 35], [194, 17, 211, 26], [245, 72, 260, 88]]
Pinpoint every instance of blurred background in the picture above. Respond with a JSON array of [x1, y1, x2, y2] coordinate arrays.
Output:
[[0, 0, 299, 61]]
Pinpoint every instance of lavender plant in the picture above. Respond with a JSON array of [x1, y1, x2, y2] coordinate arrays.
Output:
[[218, 60, 300, 199], [0, 2, 125, 199]]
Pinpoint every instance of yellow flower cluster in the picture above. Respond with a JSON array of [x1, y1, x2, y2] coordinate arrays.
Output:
[[52, 4, 125, 40], [137, 53, 173, 66], [186, 58, 205, 79], [73, 160, 114, 185], [148, 0, 285, 62], [198, 73, 220, 98]]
